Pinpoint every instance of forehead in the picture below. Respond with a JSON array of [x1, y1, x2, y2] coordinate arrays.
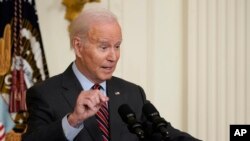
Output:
[[87, 22, 122, 42]]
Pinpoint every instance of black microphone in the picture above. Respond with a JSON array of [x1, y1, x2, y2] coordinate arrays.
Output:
[[142, 102, 170, 139], [118, 104, 146, 140]]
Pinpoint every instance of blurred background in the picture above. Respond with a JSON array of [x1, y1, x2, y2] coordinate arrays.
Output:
[[0, 0, 249, 141]]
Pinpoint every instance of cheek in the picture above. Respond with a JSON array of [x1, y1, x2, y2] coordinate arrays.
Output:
[[79, 52, 97, 68], [117, 52, 120, 59], [114, 52, 120, 62], [87, 54, 103, 67]]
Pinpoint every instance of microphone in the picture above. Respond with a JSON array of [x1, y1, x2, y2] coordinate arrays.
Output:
[[142, 102, 170, 139], [118, 104, 146, 140]]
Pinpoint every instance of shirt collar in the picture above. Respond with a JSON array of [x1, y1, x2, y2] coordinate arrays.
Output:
[[72, 62, 106, 91]]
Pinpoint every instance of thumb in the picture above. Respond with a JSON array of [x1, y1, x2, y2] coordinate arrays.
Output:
[[100, 94, 109, 103]]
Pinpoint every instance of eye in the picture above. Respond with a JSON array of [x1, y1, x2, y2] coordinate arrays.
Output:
[[100, 46, 108, 50], [115, 45, 120, 50], [99, 45, 109, 51]]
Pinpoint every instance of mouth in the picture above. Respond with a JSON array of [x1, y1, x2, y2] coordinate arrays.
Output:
[[102, 66, 113, 70], [101, 66, 115, 72]]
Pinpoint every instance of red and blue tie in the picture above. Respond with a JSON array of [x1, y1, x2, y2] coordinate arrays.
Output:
[[92, 84, 110, 141]]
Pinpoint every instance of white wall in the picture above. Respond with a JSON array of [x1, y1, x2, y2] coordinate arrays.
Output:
[[36, 0, 187, 134], [151, 0, 185, 130], [36, 0, 74, 76]]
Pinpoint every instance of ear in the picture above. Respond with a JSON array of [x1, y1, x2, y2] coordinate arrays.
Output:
[[72, 36, 83, 58]]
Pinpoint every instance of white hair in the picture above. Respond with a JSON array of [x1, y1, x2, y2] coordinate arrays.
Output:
[[69, 8, 119, 47]]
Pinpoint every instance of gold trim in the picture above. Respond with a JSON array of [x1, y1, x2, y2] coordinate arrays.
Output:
[[62, 0, 100, 22], [0, 24, 12, 76]]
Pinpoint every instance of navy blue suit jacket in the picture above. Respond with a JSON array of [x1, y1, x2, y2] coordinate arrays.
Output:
[[22, 63, 147, 141], [22, 63, 200, 141]]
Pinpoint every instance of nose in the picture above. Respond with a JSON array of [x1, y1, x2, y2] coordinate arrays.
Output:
[[107, 48, 119, 62]]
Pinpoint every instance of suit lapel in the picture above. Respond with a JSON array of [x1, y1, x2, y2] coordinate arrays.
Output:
[[107, 78, 125, 141], [61, 64, 82, 109], [61, 63, 102, 141]]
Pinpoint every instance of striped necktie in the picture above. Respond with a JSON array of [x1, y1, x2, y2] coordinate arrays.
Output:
[[92, 84, 110, 141]]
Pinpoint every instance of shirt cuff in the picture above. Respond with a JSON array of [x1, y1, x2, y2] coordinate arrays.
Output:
[[62, 114, 84, 141]]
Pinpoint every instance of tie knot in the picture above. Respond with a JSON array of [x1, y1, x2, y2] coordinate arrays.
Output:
[[92, 84, 101, 90]]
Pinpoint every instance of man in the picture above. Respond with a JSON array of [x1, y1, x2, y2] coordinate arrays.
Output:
[[22, 8, 200, 141]]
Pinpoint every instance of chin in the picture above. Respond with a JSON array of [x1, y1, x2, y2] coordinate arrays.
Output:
[[102, 75, 113, 81]]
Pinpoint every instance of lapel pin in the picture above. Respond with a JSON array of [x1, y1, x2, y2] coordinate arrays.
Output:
[[115, 91, 120, 95]]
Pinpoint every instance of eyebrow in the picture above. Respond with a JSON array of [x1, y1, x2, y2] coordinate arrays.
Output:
[[97, 39, 122, 45]]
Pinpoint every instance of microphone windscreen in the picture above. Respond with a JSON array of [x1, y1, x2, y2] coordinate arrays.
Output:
[[142, 102, 159, 119], [118, 104, 147, 139], [118, 104, 135, 123]]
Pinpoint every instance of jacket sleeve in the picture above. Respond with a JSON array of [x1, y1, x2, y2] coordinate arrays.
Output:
[[22, 86, 68, 141], [147, 122, 202, 141]]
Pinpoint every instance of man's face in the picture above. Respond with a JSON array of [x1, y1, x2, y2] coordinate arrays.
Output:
[[76, 22, 122, 83]]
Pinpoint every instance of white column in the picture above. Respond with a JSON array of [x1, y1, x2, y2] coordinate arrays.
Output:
[[217, 0, 227, 141], [187, 0, 249, 141], [247, 0, 250, 124]]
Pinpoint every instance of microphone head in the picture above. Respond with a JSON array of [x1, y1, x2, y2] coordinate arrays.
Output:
[[118, 104, 136, 124], [142, 102, 160, 121], [142, 102, 170, 138], [118, 104, 146, 139]]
